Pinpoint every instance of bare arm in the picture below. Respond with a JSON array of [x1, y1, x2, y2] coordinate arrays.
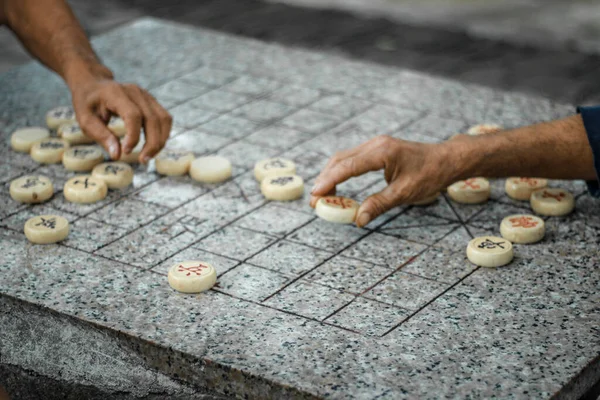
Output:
[[311, 114, 596, 227], [1, 0, 172, 162]]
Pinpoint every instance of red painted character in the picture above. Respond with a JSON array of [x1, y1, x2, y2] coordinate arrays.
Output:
[[516, 177, 539, 186], [542, 190, 566, 202], [177, 263, 209, 276], [509, 216, 538, 228], [461, 178, 480, 190], [325, 197, 353, 209]]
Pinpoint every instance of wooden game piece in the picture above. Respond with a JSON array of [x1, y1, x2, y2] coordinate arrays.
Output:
[[466, 236, 513, 268], [62, 146, 105, 171], [10, 127, 50, 152], [189, 156, 232, 183], [9, 175, 53, 204], [108, 116, 126, 137], [24, 215, 69, 244], [254, 158, 296, 182], [92, 162, 134, 189], [155, 150, 195, 176], [447, 178, 490, 204], [500, 214, 545, 244], [412, 192, 440, 206], [46, 106, 76, 129], [30, 138, 69, 164], [530, 188, 574, 216], [167, 261, 217, 293], [261, 175, 304, 201], [58, 122, 95, 145], [63, 175, 108, 203], [467, 123, 502, 136], [315, 196, 359, 224], [505, 177, 548, 201]]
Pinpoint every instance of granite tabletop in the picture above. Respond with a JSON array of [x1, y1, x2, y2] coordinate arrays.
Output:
[[0, 18, 599, 399]]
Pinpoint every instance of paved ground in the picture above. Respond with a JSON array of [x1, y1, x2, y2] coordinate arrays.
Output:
[[1, 0, 600, 105]]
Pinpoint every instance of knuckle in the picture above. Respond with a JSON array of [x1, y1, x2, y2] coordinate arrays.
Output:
[[374, 134, 392, 146], [124, 109, 142, 122]]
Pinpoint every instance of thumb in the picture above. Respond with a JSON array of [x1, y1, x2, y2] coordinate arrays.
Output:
[[356, 185, 401, 227], [78, 111, 121, 160]]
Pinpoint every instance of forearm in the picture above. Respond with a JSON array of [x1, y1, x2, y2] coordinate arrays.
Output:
[[3, 0, 113, 86], [447, 115, 597, 182]]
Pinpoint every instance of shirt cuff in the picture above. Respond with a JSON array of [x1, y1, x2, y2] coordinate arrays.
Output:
[[576, 105, 600, 197]]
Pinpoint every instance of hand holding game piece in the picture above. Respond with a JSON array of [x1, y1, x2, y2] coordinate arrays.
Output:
[[189, 156, 232, 183], [24, 215, 69, 244], [447, 178, 490, 204], [466, 236, 514, 268], [155, 150, 195, 176], [505, 177, 548, 200], [10, 176, 54, 204], [63, 175, 108, 203], [168, 261, 217, 293], [30, 138, 70, 164], [10, 127, 50, 152], [62, 146, 105, 171], [261, 175, 304, 201], [108, 116, 126, 137], [315, 196, 359, 224], [500, 214, 545, 244], [530, 188, 574, 216], [254, 158, 296, 182], [92, 162, 134, 189]]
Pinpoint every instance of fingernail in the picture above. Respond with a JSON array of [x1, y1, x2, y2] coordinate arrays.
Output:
[[356, 212, 371, 227], [109, 143, 119, 159], [311, 183, 321, 194]]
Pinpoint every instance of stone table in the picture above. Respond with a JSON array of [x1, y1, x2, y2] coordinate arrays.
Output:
[[0, 18, 598, 399]]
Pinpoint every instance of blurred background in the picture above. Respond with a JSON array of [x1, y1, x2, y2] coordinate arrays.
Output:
[[1, 0, 599, 104]]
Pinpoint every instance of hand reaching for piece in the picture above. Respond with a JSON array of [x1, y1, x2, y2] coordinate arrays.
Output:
[[310, 135, 456, 227], [70, 78, 172, 163]]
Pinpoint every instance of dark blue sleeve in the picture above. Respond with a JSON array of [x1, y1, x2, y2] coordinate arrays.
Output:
[[577, 105, 600, 197]]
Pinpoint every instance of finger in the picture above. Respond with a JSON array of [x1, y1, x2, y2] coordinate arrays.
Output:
[[312, 152, 386, 197], [104, 86, 143, 158], [355, 184, 403, 227], [145, 92, 172, 151], [78, 111, 121, 159], [124, 86, 164, 163]]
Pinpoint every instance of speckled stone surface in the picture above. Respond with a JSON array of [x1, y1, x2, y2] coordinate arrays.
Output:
[[0, 18, 598, 399]]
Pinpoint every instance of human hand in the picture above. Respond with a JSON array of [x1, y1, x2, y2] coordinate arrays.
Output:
[[310, 135, 458, 227], [70, 78, 172, 162]]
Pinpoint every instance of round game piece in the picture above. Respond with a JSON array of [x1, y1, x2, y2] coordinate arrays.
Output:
[[92, 162, 134, 189], [30, 138, 70, 164], [315, 196, 359, 224], [189, 156, 232, 183], [167, 261, 217, 294], [58, 122, 95, 145], [155, 150, 195, 176], [466, 236, 514, 268], [504, 177, 548, 201], [24, 215, 69, 244], [467, 123, 503, 136], [254, 158, 296, 182], [46, 106, 76, 130], [9, 176, 54, 204], [108, 116, 126, 137], [119, 138, 144, 164], [63, 175, 108, 204], [500, 214, 545, 244], [62, 146, 105, 172], [412, 192, 440, 206], [10, 127, 50, 153], [530, 188, 574, 216], [261, 175, 304, 201], [447, 178, 490, 204]]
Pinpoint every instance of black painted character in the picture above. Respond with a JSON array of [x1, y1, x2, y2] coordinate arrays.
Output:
[[21, 177, 45, 189], [478, 238, 506, 250], [264, 159, 287, 170], [74, 178, 96, 188], [40, 141, 64, 149], [73, 148, 94, 158], [104, 165, 124, 175], [35, 217, 56, 229], [270, 176, 294, 186]]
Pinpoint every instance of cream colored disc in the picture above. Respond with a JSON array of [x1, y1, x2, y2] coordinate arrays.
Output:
[[9, 175, 54, 204], [62, 146, 105, 171], [30, 138, 70, 164], [530, 188, 574, 216], [505, 177, 548, 201], [108, 116, 126, 137], [254, 158, 296, 182], [412, 192, 440, 206], [63, 175, 108, 204], [58, 122, 95, 145], [24, 215, 69, 244], [119, 138, 144, 164], [467, 124, 503, 136], [10, 127, 50, 152], [92, 162, 134, 189], [167, 260, 217, 293], [260, 175, 304, 201], [155, 150, 195, 176], [466, 236, 513, 268], [500, 214, 545, 244], [46, 106, 76, 130], [315, 196, 359, 224], [189, 156, 232, 183], [447, 178, 490, 204]]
